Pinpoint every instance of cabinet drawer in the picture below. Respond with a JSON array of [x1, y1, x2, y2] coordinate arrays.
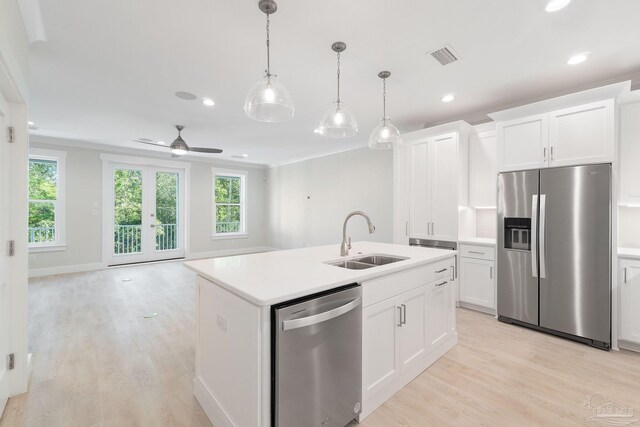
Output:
[[460, 244, 495, 261], [363, 258, 455, 308]]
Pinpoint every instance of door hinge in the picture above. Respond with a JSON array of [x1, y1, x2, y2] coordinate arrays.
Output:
[[7, 353, 15, 370], [8, 240, 15, 256], [7, 126, 15, 143]]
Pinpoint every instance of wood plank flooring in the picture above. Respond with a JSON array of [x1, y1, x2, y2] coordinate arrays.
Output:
[[2, 261, 639, 426]]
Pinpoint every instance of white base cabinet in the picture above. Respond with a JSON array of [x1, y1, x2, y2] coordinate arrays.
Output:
[[458, 244, 496, 314], [360, 258, 457, 420], [620, 259, 640, 346]]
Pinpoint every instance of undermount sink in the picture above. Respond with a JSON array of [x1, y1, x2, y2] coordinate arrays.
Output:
[[327, 254, 409, 270]]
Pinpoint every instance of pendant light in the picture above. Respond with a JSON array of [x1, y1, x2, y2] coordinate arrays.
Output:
[[318, 42, 358, 138], [368, 71, 402, 149], [244, 0, 294, 122]]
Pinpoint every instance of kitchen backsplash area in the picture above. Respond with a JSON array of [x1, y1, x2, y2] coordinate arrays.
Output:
[[618, 206, 640, 248], [476, 208, 497, 239]]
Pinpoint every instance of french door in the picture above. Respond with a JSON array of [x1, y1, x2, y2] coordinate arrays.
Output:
[[0, 84, 10, 417], [107, 163, 185, 265]]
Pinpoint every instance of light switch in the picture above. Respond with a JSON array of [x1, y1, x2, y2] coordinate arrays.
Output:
[[216, 314, 227, 332]]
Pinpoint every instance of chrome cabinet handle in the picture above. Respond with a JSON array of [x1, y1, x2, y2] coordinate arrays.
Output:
[[469, 251, 485, 255], [435, 268, 448, 273], [543, 147, 547, 162], [401, 304, 407, 325], [490, 266, 493, 279], [624, 267, 628, 284], [450, 266, 454, 281], [405, 221, 409, 236], [550, 146, 554, 161], [397, 306, 403, 327], [432, 222, 435, 235], [436, 280, 447, 287]]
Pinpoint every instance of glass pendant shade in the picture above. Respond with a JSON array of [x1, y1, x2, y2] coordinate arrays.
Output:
[[369, 119, 402, 149], [318, 102, 358, 138], [244, 74, 294, 122]]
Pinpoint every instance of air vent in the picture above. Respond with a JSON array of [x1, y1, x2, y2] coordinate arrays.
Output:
[[428, 45, 459, 66]]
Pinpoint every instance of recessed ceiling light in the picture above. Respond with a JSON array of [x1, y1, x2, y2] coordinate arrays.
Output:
[[567, 52, 589, 65], [157, 141, 165, 145], [545, 0, 571, 12], [442, 94, 455, 103], [28, 121, 35, 126], [232, 154, 249, 159], [202, 98, 215, 107], [313, 128, 321, 134]]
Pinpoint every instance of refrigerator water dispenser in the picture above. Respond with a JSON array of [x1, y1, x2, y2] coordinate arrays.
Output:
[[504, 217, 531, 251]]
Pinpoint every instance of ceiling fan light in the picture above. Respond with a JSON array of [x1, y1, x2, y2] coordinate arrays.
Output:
[[318, 102, 358, 138], [171, 147, 188, 155], [244, 75, 295, 122], [369, 119, 402, 149]]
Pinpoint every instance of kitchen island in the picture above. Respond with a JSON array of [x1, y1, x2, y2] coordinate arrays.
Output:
[[185, 241, 458, 427]]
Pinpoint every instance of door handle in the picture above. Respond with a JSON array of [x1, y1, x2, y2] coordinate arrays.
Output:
[[401, 304, 407, 325], [539, 194, 547, 279], [282, 298, 361, 331], [531, 195, 538, 278], [397, 306, 403, 327]]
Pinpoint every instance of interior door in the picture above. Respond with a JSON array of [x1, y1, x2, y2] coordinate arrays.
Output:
[[430, 133, 458, 240], [108, 164, 185, 266], [0, 87, 10, 416], [539, 164, 611, 344]]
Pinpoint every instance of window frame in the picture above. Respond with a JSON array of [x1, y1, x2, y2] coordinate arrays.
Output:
[[28, 148, 67, 251], [212, 168, 247, 240]]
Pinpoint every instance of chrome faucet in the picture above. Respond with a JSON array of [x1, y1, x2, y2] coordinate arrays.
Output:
[[341, 211, 376, 256]]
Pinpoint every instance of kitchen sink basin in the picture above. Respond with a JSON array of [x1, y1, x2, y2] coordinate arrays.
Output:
[[327, 254, 409, 270]]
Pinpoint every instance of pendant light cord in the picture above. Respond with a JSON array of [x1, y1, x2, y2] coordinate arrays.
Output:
[[336, 52, 341, 104], [382, 78, 387, 120], [266, 14, 271, 77]]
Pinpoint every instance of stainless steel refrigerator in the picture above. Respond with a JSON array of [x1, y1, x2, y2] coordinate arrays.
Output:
[[497, 164, 611, 350]]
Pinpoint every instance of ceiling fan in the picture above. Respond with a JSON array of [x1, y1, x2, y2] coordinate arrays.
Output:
[[133, 125, 223, 156]]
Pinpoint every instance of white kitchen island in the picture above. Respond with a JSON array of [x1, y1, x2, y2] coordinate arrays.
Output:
[[185, 241, 458, 427]]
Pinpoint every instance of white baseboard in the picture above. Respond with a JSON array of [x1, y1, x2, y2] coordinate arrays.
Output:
[[194, 377, 237, 427], [28, 262, 106, 278], [187, 246, 277, 261]]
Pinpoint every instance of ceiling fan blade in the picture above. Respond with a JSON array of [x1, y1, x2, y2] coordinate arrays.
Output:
[[133, 139, 169, 148], [189, 147, 223, 154]]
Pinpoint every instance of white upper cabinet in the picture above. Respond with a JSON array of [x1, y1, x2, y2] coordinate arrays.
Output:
[[430, 134, 459, 240], [469, 130, 497, 208], [409, 141, 430, 239], [548, 100, 614, 167], [497, 114, 548, 172], [393, 144, 411, 244], [620, 101, 640, 205], [491, 85, 621, 173]]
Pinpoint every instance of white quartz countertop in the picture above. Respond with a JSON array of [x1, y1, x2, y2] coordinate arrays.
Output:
[[619, 247, 640, 260], [185, 241, 456, 306], [458, 237, 497, 246]]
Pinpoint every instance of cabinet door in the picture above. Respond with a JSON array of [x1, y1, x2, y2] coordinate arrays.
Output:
[[620, 102, 640, 205], [459, 257, 495, 310], [620, 260, 640, 344], [398, 286, 428, 369], [430, 133, 458, 240], [426, 278, 454, 350], [409, 141, 430, 238], [497, 114, 548, 172], [393, 145, 411, 244], [362, 298, 401, 399], [549, 100, 614, 167], [469, 131, 497, 208]]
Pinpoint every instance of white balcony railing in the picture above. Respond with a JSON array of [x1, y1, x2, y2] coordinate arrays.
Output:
[[28, 227, 55, 243], [216, 222, 240, 234], [114, 223, 178, 255]]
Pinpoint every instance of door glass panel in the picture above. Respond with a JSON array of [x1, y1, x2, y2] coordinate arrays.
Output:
[[113, 169, 143, 255], [155, 171, 179, 251]]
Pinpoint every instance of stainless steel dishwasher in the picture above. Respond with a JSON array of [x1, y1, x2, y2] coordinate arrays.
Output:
[[271, 284, 362, 427]]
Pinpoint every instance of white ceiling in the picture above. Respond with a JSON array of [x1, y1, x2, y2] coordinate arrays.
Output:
[[29, 0, 640, 165]]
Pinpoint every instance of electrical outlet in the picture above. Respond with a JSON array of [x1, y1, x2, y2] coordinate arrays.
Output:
[[216, 314, 227, 333]]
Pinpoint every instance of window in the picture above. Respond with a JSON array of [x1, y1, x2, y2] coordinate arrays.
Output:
[[213, 168, 247, 238], [28, 149, 66, 249]]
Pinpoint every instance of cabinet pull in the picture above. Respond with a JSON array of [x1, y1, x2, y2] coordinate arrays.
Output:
[[550, 146, 554, 161], [405, 221, 409, 236], [401, 304, 407, 325], [450, 266, 454, 281], [490, 266, 493, 279], [469, 251, 485, 255], [436, 280, 448, 287], [624, 267, 627, 284], [435, 268, 448, 273], [543, 147, 547, 162], [397, 306, 403, 327], [432, 222, 436, 235]]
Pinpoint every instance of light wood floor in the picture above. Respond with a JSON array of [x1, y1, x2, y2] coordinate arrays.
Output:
[[2, 261, 639, 426]]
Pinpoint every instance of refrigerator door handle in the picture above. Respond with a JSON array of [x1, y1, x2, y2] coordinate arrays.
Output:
[[539, 194, 547, 279], [531, 195, 538, 278]]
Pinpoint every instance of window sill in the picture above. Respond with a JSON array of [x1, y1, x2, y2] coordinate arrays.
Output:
[[29, 244, 67, 253], [211, 234, 248, 241]]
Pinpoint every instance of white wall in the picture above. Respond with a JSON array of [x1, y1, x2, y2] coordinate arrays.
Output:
[[267, 147, 393, 250], [28, 140, 268, 273], [618, 207, 640, 248]]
